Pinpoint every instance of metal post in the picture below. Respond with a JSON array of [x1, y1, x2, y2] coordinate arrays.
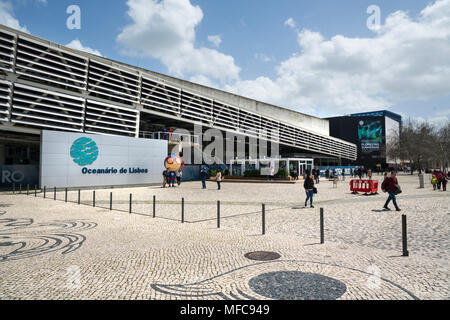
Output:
[[13, 183, 15, 194], [44, 186, 46, 199], [54, 187, 56, 200], [65, 188, 68, 203], [34, 185, 37, 197], [402, 214, 409, 257], [19, 184, 22, 194], [78, 189, 80, 205], [27, 184, 29, 196], [262, 204, 266, 235], [93, 190, 96, 208], [129, 193, 132, 214], [217, 200, 220, 228], [110, 192, 112, 211], [153, 195, 156, 218], [320, 208, 324, 244], [181, 198, 184, 223]]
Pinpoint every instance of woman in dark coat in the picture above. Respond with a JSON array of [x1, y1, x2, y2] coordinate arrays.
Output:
[[304, 173, 315, 208]]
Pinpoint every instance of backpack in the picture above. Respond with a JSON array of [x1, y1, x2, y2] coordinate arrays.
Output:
[[395, 184, 402, 195]]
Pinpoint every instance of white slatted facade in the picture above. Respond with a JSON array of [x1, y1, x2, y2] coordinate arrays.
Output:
[[84, 99, 138, 136], [0, 29, 15, 74], [88, 60, 139, 106], [0, 79, 11, 121], [11, 83, 84, 132], [0, 25, 356, 159], [15, 37, 88, 93]]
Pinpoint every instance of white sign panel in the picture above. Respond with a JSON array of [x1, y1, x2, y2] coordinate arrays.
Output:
[[40, 130, 167, 188]]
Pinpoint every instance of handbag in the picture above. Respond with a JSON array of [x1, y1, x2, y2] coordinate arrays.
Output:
[[313, 187, 318, 194], [395, 184, 402, 195]]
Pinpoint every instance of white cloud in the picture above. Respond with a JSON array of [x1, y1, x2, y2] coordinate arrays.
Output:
[[284, 17, 296, 29], [66, 39, 102, 56], [0, 1, 29, 32], [117, 0, 240, 83], [254, 53, 275, 63], [226, 0, 450, 117], [207, 35, 222, 48]]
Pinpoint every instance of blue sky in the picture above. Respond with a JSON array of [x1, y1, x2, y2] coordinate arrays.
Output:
[[2, 0, 450, 123]]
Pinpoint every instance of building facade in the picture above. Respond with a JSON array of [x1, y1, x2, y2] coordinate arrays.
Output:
[[0, 24, 356, 189], [327, 110, 402, 169]]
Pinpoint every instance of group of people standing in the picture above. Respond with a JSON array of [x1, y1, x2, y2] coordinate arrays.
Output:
[[431, 171, 448, 191], [200, 168, 223, 190], [162, 169, 183, 188]]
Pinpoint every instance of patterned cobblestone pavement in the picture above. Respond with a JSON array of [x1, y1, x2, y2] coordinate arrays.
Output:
[[0, 174, 448, 300]]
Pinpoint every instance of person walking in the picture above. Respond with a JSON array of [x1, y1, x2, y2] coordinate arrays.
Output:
[[162, 169, 168, 188], [358, 168, 363, 179], [176, 169, 182, 186], [436, 171, 443, 190], [313, 167, 320, 184], [431, 174, 438, 190], [367, 169, 372, 180], [200, 168, 207, 189], [381, 171, 401, 211], [442, 172, 448, 191], [303, 173, 315, 208], [216, 170, 222, 190]]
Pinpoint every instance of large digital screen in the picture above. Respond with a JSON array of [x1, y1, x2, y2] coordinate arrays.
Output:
[[358, 120, 382, 153]]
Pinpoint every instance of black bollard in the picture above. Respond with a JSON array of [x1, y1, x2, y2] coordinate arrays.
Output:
[[13, 183, 15, 194], [129, 193, 132, 214], [110, 192, 112, 211], [320, 208, 324, 244], [65, 188, 68, 203], [217, 200, 220, 229], [19, 184, 22, 194], [54, 187, 56, 201], [44, 186, 46, 199], [153, 195, 156, 218], [262, 204, 266, 235], [34, 185, 37, 197], [78, 189, 80, 205], [93, 190, 96, 207], [402, 214, 409, 257], [181, 198, 184, 223], [27, 184, 29, 196]]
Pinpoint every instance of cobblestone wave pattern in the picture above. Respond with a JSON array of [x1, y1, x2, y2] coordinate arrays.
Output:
[[0, 214, 97, 262]]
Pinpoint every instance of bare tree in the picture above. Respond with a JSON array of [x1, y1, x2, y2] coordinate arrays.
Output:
[[387, 118, 448, 173]]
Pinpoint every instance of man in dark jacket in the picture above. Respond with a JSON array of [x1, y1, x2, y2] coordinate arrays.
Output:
[[304, 173, 315, 208], [381, 171, 401, 211], [200, 168, 207, 189], [313, 167, 320, 184], [162, 169, 168, 188]]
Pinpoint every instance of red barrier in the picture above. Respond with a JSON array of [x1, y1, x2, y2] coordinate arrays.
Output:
[[350, 179, 379, 194]]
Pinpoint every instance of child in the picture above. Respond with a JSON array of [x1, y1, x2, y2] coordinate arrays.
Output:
[[431, 175, 438, 190]]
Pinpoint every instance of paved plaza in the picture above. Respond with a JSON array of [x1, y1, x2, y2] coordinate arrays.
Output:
[[0, 174, 448, 300]]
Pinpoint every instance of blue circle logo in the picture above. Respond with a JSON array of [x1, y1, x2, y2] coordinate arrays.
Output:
[[70, 137, 99, 166]]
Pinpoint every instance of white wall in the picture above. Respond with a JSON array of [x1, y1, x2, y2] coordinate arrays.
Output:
[[40, 131, 167, 188]]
